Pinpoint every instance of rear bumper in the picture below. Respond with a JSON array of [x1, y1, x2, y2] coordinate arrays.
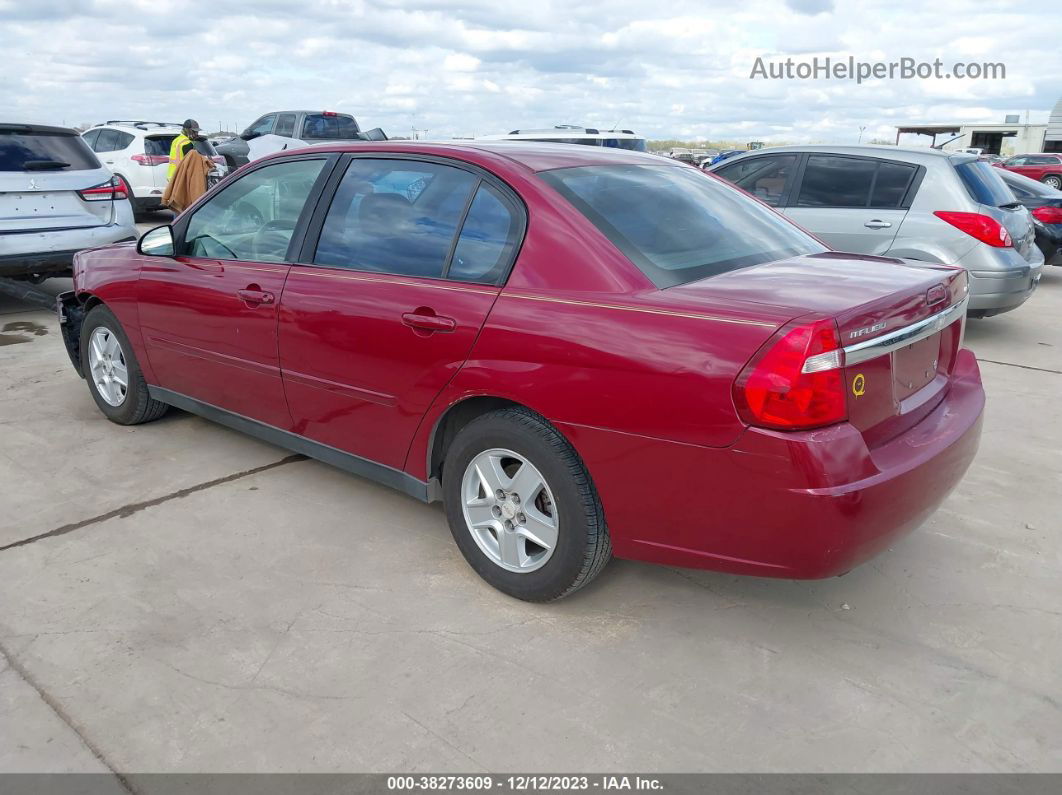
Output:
[[560, 349, 984, 579], [966, 259, 1042, 314], [0, 223, 137, 276]]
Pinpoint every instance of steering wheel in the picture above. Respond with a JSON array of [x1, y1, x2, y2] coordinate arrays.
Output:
[[251, 219, 298, 261]]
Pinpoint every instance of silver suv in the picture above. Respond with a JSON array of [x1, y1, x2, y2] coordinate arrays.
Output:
[[711, 144, 1044, 317], [1, 123, 137, 281]]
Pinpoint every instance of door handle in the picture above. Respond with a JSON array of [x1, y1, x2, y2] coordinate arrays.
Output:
[[237, 288, 275, 306], [864, 219, 893, 229], [402, 312, 456, 332]]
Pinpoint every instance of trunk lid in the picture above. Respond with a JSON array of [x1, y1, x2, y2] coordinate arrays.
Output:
[[665, 252, 968, 445], [0, 168, 115, 233]]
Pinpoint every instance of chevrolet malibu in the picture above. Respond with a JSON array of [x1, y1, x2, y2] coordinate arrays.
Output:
[[57, 142, 985, 601]]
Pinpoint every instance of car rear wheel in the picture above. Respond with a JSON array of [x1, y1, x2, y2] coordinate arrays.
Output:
[[81, 305, 168, 425], [1043, 175, 1062, 190], [442, 407, 611, 601]]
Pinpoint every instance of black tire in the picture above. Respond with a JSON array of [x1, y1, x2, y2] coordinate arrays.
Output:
[[442, 407, 611, 601], [80, 304, 168, 425]]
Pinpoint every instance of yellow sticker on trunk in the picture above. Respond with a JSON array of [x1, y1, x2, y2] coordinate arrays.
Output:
[[852, 374, 866, 397]]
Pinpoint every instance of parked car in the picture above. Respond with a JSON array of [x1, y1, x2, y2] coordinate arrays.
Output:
[[1, 122, 136, 280], [81, 121, 228, 214], [214, 110, 386, 169], [996, 168, 1062, 265], [58, 141, 984, 600], [480, 126, 647, 151], [997, 153, 1062, 190], [706, 149, 744, 167], [710, 144, 1044, 317]]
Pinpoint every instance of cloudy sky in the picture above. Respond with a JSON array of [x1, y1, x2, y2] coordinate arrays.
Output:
[[2, 0, 1059, 143]]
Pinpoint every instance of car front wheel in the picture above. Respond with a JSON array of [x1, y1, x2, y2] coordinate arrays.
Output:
[[1043, 174, 1062, 190], [80, 305, 168, 425], [442, 407, 611, 601]]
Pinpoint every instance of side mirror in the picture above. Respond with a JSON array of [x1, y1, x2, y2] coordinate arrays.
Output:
[[240, 131, 259, 141], [138, 224, 175, 257]]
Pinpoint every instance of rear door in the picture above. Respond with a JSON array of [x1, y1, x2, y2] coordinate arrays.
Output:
[[278, 155, 523, 468], [144, 135, 177, 188], [0, 126, 115, 233], [783, 154, 917, 255], [137, 155, 333, 428]]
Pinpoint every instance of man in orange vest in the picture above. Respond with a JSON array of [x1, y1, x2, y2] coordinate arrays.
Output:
[[167, 119, 202, 181]]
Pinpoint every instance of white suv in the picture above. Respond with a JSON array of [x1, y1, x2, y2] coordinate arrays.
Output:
[[81, 121, 228, 214]]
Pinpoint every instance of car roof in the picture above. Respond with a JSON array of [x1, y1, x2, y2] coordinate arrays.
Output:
[[93, 121, 183, 133], [288, 140, 677, 172], [0, 122, 79, 136], [714, 143, 974, 167]]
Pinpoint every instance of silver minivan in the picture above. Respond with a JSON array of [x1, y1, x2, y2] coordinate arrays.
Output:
[[711, 144, 1044, 317], [1, 123, 137, 281]]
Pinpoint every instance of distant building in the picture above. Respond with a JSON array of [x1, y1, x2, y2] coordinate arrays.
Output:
[[894, 117, 1047, 156]]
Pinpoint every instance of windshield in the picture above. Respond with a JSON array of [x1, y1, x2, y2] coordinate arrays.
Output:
[[0, 131, 99, 171], [540, 164, 826, 288], [954, 159, 1015, 207]]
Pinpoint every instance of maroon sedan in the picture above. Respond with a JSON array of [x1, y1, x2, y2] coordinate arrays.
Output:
[[58, 142, 984, 600], [997, 153, 1062, 190]]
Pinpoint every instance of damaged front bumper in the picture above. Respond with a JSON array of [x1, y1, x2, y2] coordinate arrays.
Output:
[[56, 291, 86, 378]]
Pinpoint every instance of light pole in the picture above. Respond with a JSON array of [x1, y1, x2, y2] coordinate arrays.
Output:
[[858, 126, 867, 143]]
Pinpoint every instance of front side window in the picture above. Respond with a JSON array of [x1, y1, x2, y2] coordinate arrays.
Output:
[[183, 158, 326, 262], [540, 164, 825, 288], [81, 129, 101, 149], [301, 114, 360, 141], [314, 159, 479, 279], [246, 115, 276, 137], [715, 155, 798, 207]]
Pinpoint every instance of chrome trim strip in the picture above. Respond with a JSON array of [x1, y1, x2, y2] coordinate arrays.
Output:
[[843, 297, 968, 366]]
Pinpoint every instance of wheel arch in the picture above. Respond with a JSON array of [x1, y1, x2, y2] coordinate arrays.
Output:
[[425, 396, 524, 492]]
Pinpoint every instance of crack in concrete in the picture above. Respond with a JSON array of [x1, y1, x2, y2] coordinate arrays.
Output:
[[0, 640, 137, 793], [0, 455, 306, 553], [976, 358, 1062, 375]]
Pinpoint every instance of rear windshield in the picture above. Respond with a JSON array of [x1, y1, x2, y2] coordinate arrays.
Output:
[[0, 131, 100, 171], [145, 136, 217, 156], [301, 114, 360, 140], [998, 171, 1061, 199], [539, 165, 826, 288], [954, 159, 1014, 207]]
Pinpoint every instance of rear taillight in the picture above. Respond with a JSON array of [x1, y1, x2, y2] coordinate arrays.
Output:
[[131, 154, 169, 166], [1032, 206, 1062, 224], [78, 176, 126, 202], [933, 210, 1012, 248], [733, 318, 847, 431]]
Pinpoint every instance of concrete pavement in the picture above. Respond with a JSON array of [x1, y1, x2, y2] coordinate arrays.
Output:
[[0, 266, 1059, 779]]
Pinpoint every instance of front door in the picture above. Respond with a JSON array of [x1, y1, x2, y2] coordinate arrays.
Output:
[[137, 155, 331, 428], [783, 154, 915, 255], [278, 156, 524, 468]]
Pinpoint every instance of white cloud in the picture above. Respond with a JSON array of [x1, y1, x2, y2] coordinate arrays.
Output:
[[0, 0, 1057, 143]]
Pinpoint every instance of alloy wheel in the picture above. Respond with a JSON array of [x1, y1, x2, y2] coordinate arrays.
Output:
[[88, 326, 128, 407], [460, 448, 559, 573]]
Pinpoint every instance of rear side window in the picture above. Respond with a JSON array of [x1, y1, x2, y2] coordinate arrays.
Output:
[[870, 161, 918, 208], [954, 160, 1014, 206], [314, 159, 478, 278], [301, 114, 360, 140], [796, 155, 878, 207], [714, 154, 798, 207], [540, 164, 825, 288], [82, 129, 101, 149], [275, 113, 297, 138], [0, 130, 99, 171], [449, 184, 519, 283], [145, 136, 175, 156]]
